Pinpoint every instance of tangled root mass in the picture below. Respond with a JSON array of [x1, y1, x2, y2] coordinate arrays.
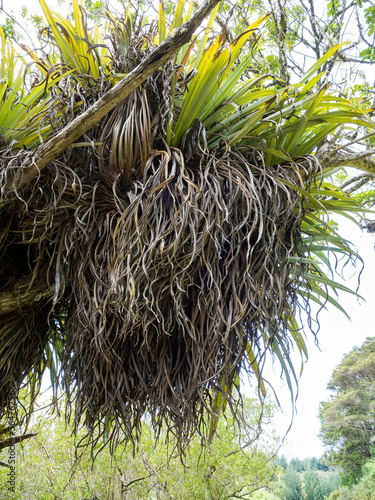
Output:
[[0, 48, 315, 451]]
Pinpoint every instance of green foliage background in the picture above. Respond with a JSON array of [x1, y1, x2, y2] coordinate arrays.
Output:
[[0, 395, 280, 499]]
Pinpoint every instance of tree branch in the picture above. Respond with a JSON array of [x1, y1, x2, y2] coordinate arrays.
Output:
[[0, 433, 37, 451], [339, 54, 375, 65], [5, 0, 220, 192], [317, 149, 375, 175], [340, 173, 375, 193], [0, 281, 54, 316]]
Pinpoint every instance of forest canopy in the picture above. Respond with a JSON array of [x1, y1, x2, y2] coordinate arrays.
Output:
[[320, 337, 375, 486]]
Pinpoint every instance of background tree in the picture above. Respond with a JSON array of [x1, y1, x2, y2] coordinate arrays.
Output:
[[274, 457, 340, 500], [211, 0, 375, 207], [282, 465, 303, 500], [287, 457, 329, 473], [0, 394, 280, 499], [343, 457, 375, 499], [327, 457, 375, 499], [319, 471, 341, 499], [304, 470, 324, 500], [215, 0, 375, 85], [320, 337, 375, 486]]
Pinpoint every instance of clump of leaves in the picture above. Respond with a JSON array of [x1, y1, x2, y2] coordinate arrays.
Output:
[[0, 0, 372, 454]]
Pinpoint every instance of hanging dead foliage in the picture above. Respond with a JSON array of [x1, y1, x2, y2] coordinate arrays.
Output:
[[0, 125, 315, 451]]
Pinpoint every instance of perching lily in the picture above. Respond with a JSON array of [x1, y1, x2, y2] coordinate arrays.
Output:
[[0, 0, 372, 453]]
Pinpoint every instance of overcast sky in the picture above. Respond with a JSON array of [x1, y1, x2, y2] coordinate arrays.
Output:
[[276, 217, 375, 459], [3, 0, 375, 461]]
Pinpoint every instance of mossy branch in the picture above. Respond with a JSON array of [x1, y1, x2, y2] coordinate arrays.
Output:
[[319, 149, 375, 175], [0, 281, 54, 316]]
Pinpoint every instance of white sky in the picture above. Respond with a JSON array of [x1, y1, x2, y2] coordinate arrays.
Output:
[[2, 0, 65, 15], [3, 0, 375, 461], [275, 219, 375, 459]]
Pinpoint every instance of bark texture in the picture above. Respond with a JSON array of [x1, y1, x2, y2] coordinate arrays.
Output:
[[318, 148, 375, 175], [0, 283, 54, 316]]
